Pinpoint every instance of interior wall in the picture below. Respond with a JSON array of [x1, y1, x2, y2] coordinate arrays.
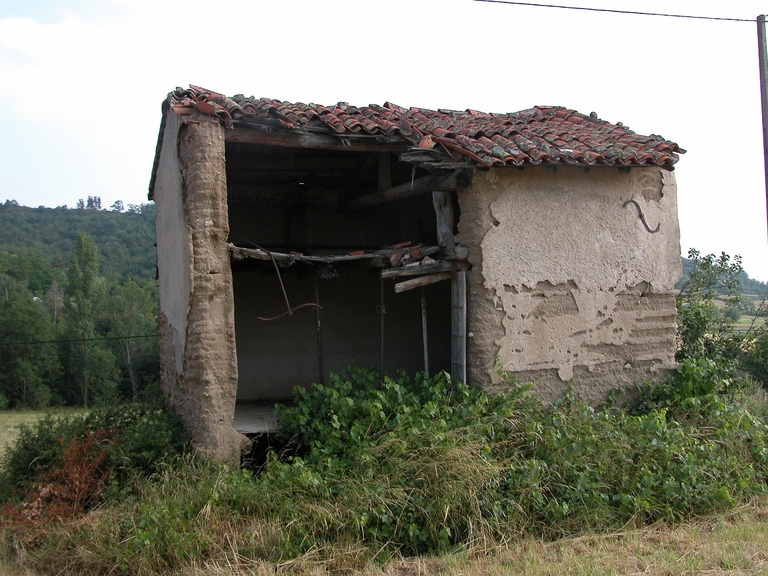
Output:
[[229, 192, 453, 400], [233, 265, 452, 399], [227, 195, 437, 251]]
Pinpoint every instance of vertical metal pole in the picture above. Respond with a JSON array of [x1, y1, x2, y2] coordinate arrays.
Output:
[[757, 15, 768, 243], [314, 275, 324, 384], [421, 287, 429, 378], [379, 278, 386, 382]]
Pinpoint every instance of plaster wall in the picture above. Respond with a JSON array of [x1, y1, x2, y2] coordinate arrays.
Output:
[[457, 166, 681, 403], [153, 111, 191, 391]]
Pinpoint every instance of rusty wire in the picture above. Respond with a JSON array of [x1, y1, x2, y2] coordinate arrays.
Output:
[[229, 232, 324, 321]]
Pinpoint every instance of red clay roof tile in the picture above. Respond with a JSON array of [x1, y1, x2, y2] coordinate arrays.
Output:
[[170, 85, 683, 168]]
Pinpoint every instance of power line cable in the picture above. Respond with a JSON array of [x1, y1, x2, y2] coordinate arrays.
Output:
[[0, 334, 157, 347], [473, 0, 754, 22]]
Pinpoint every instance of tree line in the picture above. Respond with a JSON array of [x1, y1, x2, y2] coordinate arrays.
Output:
[[0, 230, 158, 409], [0, 199, 156, 281]]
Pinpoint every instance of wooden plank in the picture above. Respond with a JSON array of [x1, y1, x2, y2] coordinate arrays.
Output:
[[394, 272, 453, 293], [380, 260, 465, 279], [452, 271, 467, 385], [229, 244, 376, 264], [398, 150, 449, 163], [226, 122, 408, 153], [341, 171, 472, 211], [436, 245, 469, 261], [432, 191, 455, 248]]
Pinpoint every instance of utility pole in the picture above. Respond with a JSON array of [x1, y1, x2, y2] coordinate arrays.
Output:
[[757, 15, 768, 243]]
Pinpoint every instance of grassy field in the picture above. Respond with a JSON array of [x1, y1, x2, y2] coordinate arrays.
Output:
[[734, 315, 767, 333], [0, 410, 43, 460]]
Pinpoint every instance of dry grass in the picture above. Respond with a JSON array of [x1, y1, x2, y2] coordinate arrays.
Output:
[[6, 500, 768, 576], [75, 500, 766, 576]]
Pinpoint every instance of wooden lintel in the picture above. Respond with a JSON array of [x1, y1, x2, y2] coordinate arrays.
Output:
[[341, 170, 472, 211], [225, 122, 408, 153], [381, 261, 467, 279], [394, 272, 454, 293]]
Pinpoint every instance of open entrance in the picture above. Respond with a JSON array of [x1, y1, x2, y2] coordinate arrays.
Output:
[[224, 144, 469, 433]]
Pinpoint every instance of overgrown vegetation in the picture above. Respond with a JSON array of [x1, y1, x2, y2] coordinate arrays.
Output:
[[3, 364, 768, 573], [2, 249, 768, 574], [0, 404, 188, 502]]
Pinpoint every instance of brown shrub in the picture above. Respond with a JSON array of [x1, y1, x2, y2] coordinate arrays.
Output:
[[1, 430, 113, 545]]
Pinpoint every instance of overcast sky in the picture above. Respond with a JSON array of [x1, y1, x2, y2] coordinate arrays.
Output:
[[2, 0, 768, 280]]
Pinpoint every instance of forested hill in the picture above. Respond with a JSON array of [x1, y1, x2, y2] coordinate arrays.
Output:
[[0, 200, 156, 282], [2, 199, 767, 296]]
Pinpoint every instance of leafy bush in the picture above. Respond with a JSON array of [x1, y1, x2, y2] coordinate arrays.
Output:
[[274, 368, 532, 553], [0, 403, 188, 502], [503, 387, 768, 537], [676, 249, 744, 379], [270, 366, 768, 548]]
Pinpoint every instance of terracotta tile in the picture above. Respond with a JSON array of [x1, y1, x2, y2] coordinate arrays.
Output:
[[168, 86, 683, 168]]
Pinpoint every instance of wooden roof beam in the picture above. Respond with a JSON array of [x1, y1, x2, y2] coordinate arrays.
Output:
[[340, 170, 472, 211], [226, 122, 409, 153]]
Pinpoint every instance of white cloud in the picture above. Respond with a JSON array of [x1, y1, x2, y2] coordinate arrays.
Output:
[[0, 0, 767, 278]]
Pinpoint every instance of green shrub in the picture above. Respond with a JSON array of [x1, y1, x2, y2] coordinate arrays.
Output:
[[274, 367, 768, 547], [0, 403, 188, 502], [4, 365, 768, 571], [272, 368, 535, 553], [500, 388, 768, 537]]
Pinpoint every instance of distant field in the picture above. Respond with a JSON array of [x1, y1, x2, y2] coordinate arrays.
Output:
[[734, 315, 767, 333]]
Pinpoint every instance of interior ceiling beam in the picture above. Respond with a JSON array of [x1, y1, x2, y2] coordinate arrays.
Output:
[[340, 170, 473, 211], [226, 122, 409, 153], [225, 156, 365, 172]]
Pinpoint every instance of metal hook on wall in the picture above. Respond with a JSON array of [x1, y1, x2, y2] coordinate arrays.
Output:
[[623, 199, 660, 234]]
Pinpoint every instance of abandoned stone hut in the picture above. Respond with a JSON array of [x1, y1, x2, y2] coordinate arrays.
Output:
[[149, 85, 684, 462]]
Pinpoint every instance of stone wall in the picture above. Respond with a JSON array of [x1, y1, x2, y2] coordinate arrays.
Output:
[[457, 166, 681, 403]]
